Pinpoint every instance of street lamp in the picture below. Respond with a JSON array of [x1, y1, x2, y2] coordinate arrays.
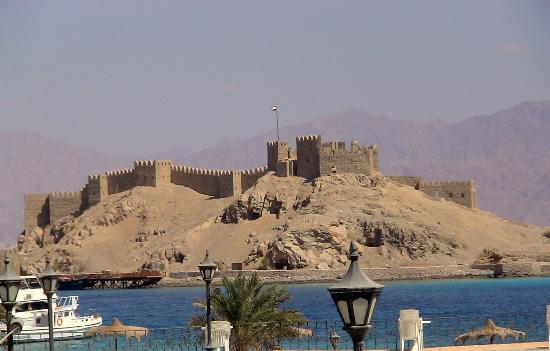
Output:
[[327, 242, 384, 351], [198, 250, 217, 351], [0, 256, 22, 351], [39, 256, 59, 351], [329, 330, 340, 350]]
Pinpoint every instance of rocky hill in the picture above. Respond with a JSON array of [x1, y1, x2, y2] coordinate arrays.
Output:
[[16, 172, 548, 274], [165, 100, 550, 227], [2, 100, 550, 246]]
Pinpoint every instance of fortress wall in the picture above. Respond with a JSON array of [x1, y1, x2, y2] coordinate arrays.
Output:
[[240, 167, 268, 191], [219, 171, 242, 197], [87, 175, 108, 207], [134, 160, 156, 187], [134, 160, 172, 187], [288, 147, 297, 160], [154, 160, 172, 186], [388, 176, 422, 189], [320, 152, 373, 175], [420, 180, 476, 208], [24, 193, 50, 235], [321, 141, 346, 152], [367, 145, 380, 171], [171, 166, 221, 197], [267, 141, 289, 171], [276, 160, 291, 177], [105, 169, 135, 194], [81, 184, 89, 210], [49, 191, 86, 223], [296, 135, 321, 179], [318, 142, 379, 176]]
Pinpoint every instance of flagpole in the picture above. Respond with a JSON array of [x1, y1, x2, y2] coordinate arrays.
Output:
[[272, 105, 280, 141]]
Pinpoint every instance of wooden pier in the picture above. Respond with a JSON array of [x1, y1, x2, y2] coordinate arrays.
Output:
[[57, 270, 164, 290]]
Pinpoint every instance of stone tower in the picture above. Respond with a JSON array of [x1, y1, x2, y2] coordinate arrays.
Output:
[[134, 160, 172, 187], [267, 141, 289, 171], [296, 135, 321, 179]]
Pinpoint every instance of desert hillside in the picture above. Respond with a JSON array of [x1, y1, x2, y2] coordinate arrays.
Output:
[[164, 100, 550, 227], [16, 172, 548, 274], [3, 100, 549, 246]]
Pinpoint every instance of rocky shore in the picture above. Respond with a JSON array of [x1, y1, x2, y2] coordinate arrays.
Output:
[[160, 264, 498, 287]]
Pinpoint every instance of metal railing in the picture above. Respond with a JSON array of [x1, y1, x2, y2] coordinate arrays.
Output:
[[5, 312, 548, 351]]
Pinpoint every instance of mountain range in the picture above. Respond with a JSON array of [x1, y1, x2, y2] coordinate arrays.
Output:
[[1, 100, 549, 245]]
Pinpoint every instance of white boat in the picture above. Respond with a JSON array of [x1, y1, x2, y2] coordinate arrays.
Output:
[[0, 276, 102, 342]]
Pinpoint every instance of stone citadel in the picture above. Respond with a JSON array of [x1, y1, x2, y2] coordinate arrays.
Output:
[[24, 135, 476, 235]]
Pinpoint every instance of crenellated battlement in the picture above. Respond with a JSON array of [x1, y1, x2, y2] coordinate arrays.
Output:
[[419, 180, 476, 208], [134, 160, 154, 167], [171, 165, 236, 176], [49, 191, 83, 199], [296, 135, 320, 141], [240, 167, 267, 175], [389, 176, 476, 208], [24, 133, 477, 234], [105, 169, 134, 176], [88, 174, 107, 181], [267, 141, 288, 146], [421, 180, 475, 187], [24, 192, 50, 198]]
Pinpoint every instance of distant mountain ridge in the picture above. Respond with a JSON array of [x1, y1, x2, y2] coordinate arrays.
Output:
[[1, 100, 549, 246], [165, 100, 550, 227], [0, 132, 130, 245]]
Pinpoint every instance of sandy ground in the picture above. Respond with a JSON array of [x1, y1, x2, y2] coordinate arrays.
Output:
[[15, 173, 549, 274]]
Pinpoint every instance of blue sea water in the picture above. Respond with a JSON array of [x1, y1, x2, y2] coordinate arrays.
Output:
[[52, 276, 550, 349], [65, 277, 550, 328]]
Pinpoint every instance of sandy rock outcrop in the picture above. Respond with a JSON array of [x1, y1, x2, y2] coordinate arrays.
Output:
[[259, 227, 348, 269], [14, 173, 547, 274], [221, 191, 288, 223], [358, 221, 460, 259], [93, 200, 145, 227], [475, 248, 506, 264]]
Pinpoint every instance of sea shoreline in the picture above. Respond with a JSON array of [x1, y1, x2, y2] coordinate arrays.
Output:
[[158, 265, 494, 288], [157, 262, 550, 288]]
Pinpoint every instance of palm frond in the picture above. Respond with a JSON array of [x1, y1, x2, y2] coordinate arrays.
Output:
[[191, 272, 307, 351]]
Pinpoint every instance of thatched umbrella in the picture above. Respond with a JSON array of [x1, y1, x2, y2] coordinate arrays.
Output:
[[454, 319, 526, 344], [293, 327, 313, 337], [85, 317, 149, 341]]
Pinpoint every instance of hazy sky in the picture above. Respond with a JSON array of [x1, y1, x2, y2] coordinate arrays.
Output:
[[1, 1, 549, 156]]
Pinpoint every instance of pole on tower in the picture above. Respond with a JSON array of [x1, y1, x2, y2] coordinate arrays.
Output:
[[272, 105, 280, 141]]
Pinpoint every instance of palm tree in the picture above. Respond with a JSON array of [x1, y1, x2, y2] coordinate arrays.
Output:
[[190, 273, 307, 351]]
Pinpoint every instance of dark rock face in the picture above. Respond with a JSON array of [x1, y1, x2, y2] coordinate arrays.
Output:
[[221, 191, 288, 223], [476, 248, 505, 264], [259, 228, 347, 270], [358, 221, 459, 259], [142, 247, 186, 271]]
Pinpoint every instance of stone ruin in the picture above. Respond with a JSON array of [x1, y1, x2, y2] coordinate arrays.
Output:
[[24, 134, 476, 235]]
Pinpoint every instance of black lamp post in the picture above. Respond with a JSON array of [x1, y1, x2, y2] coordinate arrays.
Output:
[[39, 256, 59, 351], [327, 242, 384, 351], [198, 250, 217, 351], [0, 256, 22, 351], [329, 330, 340, 350]]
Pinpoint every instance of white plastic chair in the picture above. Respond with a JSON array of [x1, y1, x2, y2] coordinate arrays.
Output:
[[202, 321, 233, 351], [398, 309, 430, 351]]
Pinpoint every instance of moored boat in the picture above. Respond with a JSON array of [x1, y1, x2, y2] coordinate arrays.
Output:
[[0, 276, 102, 342]]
